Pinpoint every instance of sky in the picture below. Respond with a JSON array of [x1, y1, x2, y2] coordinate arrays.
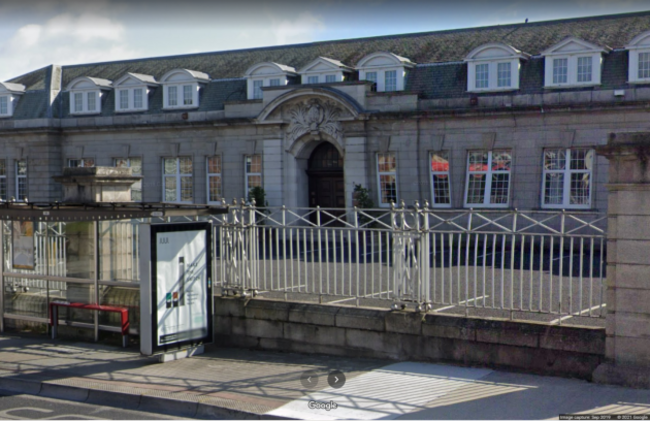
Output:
[[1, 0, 650, 82]]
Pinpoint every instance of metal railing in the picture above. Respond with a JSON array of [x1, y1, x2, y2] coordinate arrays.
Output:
[[213, 202, 607, 322]]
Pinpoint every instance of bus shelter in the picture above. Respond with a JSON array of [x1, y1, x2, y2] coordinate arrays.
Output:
[[0, 201, 225, 343]]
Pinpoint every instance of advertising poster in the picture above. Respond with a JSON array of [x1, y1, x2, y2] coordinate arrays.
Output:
[[155, 228, 209, 346], [12, 221, 35, 270]]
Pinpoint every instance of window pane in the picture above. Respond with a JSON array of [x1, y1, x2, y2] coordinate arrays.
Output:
[[253, 80, 263, 99], [468, 152, 488, 172], [180, 177, 192, 202], [0, 178, 6, 201], [87, 92, 96, 111], [432, 174, 451, 205], [466, 174, 486, 204], [489, 173, 510, 204], [208, 156, 221, 174], [16, 160, 26, 175], [168, 86, 177, 106], [0, 97, 7, 115], [497, 62, 511, 87], [325, 75, 336, 83], [379, 174, 397, 204], [183, 85, 193, 105], [270, 78, 280, 87], [475, 64, 489, 88], [131, 180, 142, 202], [179, 157, 192, 174], [74, 93, 83, 112], [163, 158, 176, 175], [246, 155, 261, 173], [119, 90, 128, 109], [577, 57, 592, 83], [134, 89, 143, 109], [114, 158, 129, 168], [307, 76, 318, 84], [129, 157, 142, 175], [209, 175, 221, 201], [247, 175, 262, 189], [385, 70, 397, 91], [570, 172, 590, 205], [553, 58, 568, 84], [544, 173, 564, 205], [378, 153, 396, 172], [491, 151, 511, 171], [164, 176, 176, 201], [544, 149, 566, 170], [0, 160, 6, 176], [365, 72, 377, 84], [639, 52, 650, 79]]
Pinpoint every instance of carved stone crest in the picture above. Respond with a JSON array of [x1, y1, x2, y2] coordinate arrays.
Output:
[[286, 98, 343, 144]]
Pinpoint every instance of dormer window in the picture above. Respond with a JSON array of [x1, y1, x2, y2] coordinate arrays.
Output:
[[0, 82, 25, 118], [541, 37, 609, 88], [298, 57, 353, 85], [244, 62, 296, 100], [66, 77, 111, 115], [626, 31, 650, 84], [464, 43, 529, 92], [114, 73, 158, 112], [160, 69, 209, 110], [356, 52, 415, 92]]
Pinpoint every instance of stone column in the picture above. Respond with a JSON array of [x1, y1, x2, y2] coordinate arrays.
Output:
[[593, 132, 650, 387]]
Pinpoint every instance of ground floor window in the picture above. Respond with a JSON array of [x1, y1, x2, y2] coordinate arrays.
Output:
[[464, 150, 511, 208], [245, 155, 262, 197], [542, 148, 593, 209], [377, 153, 398, 207], [114, 157, 142, 201], [430, 152, 451, 207], [0, 160, 6, 201], [15, 160, 26, 201], [163, 157, 192, 203], [207, 156, 222, 204], [68, 158, 95, 167]]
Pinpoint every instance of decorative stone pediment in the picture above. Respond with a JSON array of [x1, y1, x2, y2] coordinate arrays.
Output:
[[284, 97, 343, 144]]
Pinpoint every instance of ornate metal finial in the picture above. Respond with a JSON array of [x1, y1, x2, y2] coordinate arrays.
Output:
[[423, 200, 430, 208], [414, 200, 420, 209], [400, 199, 406, 209]]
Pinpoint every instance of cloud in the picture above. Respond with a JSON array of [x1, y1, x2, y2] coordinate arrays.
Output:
[[271, 11, 325, 45], [0, 8, 136, 81]]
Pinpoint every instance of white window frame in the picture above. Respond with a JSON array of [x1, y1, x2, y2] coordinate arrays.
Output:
[[627, 32, 650, 84], [0, 83, 24, 118], [0, 95, 18, 118], [162, 157, 193, 203], [385, 70, 397, 92], [0, 159, 7, 201], [69, 90, 102, 115], [245, 155, 262, 197], [114, 157, 142, 202], [325, 74, 336, 83], [115, 87, 148, 112], [67, 158, 95, 168], [307, 76, 319, 84], [541, 148, 594, 209], [468, 59, 520, 92], [429, 152, 451, 208], [463, 150, 512, 208], [252, 80, 263, 99], [542, 38, 605, 88], [376, 153, 398, 208], [15, 160, 26, 202], [164, 83, 198, 109], [357, 52, 413, 93], [206, 155, 222, 205]]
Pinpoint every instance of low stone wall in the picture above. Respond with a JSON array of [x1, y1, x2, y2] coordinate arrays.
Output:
[[214, 297, 605, 379]]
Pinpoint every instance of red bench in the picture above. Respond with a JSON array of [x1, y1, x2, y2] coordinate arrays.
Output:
[[49, 301, 130, 348]]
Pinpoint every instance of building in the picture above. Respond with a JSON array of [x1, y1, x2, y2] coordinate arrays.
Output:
[[3, 11, 650, 211]]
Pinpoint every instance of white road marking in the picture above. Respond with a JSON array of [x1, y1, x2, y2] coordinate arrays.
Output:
[[433, 295, 489, 313], [266, 362, 492, 420], [549, 303, 606, 325]]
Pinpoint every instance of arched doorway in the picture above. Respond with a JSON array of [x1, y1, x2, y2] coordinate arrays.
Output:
[[307, 142, 345, 210]]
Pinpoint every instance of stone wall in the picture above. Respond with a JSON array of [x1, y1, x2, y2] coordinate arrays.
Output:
[[214, 297, 605, 379]]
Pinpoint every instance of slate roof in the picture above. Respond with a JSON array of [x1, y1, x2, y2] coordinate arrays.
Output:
[[5, 10, 650, 119]]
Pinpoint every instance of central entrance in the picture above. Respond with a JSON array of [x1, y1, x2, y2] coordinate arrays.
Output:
[[307, 142, 345, 213]]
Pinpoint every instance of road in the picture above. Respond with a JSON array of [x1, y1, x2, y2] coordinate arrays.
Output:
[[0, 392, 186, 420]]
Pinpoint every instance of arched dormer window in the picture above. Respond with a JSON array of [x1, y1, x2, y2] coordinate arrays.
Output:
[[464, 43, 529, 92], [243, 62, 297, 100], [298, 57, 353, 85], [626, 31, 650, 84], [113, 73, 158, 113], [160, 69, 209, 110], [0, 82, 25, 118], [356, 52, 415, 92], [66, 77, 112, 115], [541, 36, 610, 88]]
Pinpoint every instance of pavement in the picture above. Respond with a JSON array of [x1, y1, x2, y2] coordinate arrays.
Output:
[[2, 333, 650, 420]]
